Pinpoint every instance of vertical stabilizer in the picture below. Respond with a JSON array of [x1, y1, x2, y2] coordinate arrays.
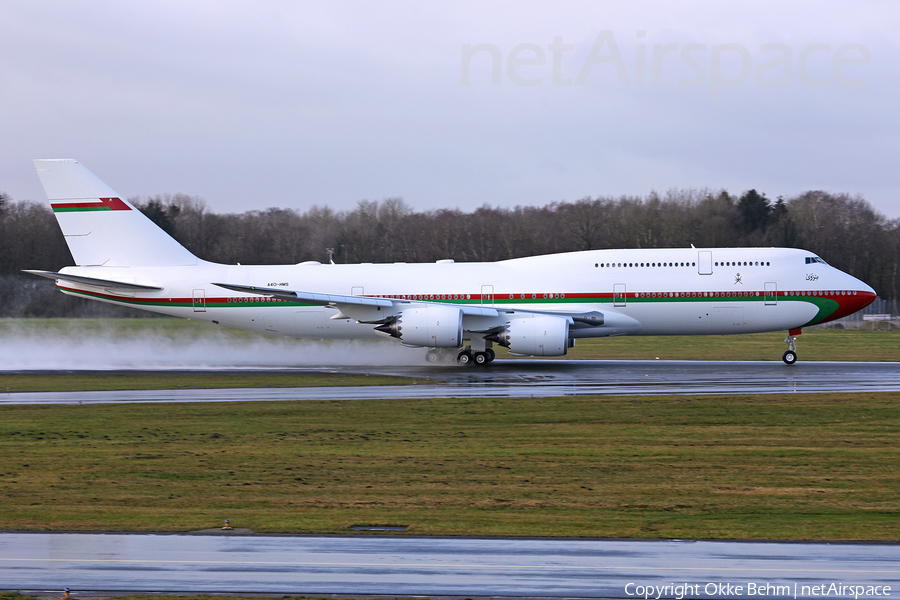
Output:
[[33, 159, 197, 267]]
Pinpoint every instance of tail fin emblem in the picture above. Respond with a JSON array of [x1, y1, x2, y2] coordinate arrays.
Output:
[[51, 197, 132, 212]]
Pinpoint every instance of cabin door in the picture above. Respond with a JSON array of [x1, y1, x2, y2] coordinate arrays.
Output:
[[614, 283, 627, 307], [192, 289, 206, 312]]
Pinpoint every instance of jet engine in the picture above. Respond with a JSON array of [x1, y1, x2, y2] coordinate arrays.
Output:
[[488, 315, 570, 356], [374, 305, 463, 347]]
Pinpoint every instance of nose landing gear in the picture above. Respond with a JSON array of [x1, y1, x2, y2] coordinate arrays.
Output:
[[783, 331, 799, 365]]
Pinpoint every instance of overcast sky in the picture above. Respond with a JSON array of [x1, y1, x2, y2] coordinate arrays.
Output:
[[2, 1, 898, 218]]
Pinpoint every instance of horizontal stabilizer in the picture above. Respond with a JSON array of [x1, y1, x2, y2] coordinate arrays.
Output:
[[23, 270, 163, 291]]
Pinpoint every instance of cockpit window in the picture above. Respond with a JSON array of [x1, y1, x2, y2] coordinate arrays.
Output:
[[805, 256, 827, 265]]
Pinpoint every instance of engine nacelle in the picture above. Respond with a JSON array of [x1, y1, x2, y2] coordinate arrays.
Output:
[[374, 305, 463, 348], [492, 315, 570, 356]]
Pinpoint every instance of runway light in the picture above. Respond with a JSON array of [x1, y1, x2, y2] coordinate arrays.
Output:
[[222, 519, 233, 530]]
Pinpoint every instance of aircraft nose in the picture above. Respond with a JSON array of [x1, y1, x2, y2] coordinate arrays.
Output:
[[849, 273, 876, 296], [842, 275, 877, 317], [861, 279, 876, 296], [814, 272, 878, 324]]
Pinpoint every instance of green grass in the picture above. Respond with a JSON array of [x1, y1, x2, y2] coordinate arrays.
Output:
[[564, 328, 899, 362], [0, 372, 410, 393], [1, 393, 898, 541]]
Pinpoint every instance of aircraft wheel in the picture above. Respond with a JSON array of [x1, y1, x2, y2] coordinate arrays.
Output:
[[485, 348, 495, 363], [782, 350, 797, 365], [457, 350, 473, 366], [473, 351, 489, 366], [425, 349, 440, 363]]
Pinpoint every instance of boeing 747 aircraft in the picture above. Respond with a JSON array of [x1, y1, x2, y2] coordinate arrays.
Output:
[[26, 159, 877, 365]]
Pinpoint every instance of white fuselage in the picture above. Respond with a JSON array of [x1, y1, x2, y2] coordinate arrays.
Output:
[[56, 246, 875, 342]]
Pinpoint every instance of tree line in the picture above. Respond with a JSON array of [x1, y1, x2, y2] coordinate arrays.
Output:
[[0, 188, 897, 317]]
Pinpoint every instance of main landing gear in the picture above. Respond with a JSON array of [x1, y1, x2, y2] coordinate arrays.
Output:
[[783, 331, 799, 365], [424, 347, 495, 366], [457, 346, 495, 366]]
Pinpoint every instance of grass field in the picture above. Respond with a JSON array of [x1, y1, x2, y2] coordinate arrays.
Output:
[[564, 326, 899, 362], [1, 393, 897, 541], [0, 372, 410, 393]]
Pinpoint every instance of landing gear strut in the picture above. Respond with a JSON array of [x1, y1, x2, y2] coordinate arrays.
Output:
[[782, 334, 798, 365]]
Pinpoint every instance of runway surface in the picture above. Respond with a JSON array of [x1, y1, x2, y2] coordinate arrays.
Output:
[[4, 360, 900, 405], [4, 532, 898, 598]]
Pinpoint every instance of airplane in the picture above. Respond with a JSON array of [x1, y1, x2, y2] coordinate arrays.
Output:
[[25, 159, 877, 366]]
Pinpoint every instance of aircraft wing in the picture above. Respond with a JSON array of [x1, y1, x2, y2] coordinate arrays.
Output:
[[212, 282, 502, 317], [211, 283, 640, 329], [214, 282, 394, 307], [23, 270, 163, 291]]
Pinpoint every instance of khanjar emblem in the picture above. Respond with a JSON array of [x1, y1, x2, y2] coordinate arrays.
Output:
[[734, 273, 743, 285]]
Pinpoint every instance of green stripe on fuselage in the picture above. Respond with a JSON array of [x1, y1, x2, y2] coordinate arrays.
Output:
[[61, 287, 841, 324]]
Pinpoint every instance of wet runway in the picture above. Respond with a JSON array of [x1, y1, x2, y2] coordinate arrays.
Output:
[[4, 360, 900, 405], [4, 532, 898, 598]]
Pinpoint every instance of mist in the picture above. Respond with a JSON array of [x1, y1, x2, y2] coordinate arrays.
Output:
[[0, 320, 428, 371]]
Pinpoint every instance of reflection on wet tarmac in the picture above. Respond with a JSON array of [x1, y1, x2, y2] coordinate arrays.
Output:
[[3, 360, 900, 405], [4, 532, 898, 597]]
